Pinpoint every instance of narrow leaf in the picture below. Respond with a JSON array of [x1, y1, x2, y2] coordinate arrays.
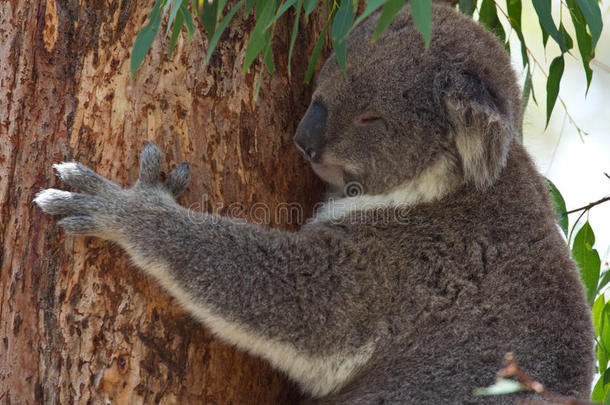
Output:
[[304, 0, 317, 17], [507, 0, 528, 66], [354, 0, 387, 28], [166, 0, 183, 37], [206, 0, 244, 64], [545, 178, 568, 237], [131, 0, 164, 78], [572, 221, 601, 305], [479, 0, 505, 42], [243, 0, 277, 73], [545, 55, 564, 128], [169, 9, 185, 58], [566, 0, 594, 92], [332, 0, 355, 72], [181, 0, 195, 38], [532, 0, 566, 51], [459, 0, 476, 16], [305, 18, 330, 83], [288, 0, 304, 76], [201, 0, 219, 38], [575, 0, 603, 48], [372, 0, 405, 42], [266, 0, 297, 29], [411, 0, 431, 48]]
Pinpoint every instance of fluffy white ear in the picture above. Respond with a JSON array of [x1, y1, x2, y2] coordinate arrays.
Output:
[[437, 72, 516, 190]]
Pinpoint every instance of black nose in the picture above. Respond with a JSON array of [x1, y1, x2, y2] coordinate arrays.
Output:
[[294, 102, 327, 161]]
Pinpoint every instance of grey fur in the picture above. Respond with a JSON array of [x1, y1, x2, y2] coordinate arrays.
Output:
[[35, 4, 593, 404]]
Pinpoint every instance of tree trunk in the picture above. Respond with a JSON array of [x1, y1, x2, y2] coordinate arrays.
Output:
[[0, 1, 327, 403]]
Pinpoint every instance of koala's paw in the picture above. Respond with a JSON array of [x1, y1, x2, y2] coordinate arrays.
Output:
[[34, 142, 190, 236]]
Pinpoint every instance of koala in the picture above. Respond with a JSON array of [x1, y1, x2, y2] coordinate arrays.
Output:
[[35, 4, 593, 404]]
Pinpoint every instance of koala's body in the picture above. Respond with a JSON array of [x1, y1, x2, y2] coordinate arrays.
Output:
[[35, 4, 593, 404]]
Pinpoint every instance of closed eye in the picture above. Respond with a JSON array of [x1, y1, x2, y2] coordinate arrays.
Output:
[[354, 112, 383, 126]]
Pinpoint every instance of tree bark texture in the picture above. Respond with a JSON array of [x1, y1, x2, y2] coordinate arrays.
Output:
[[0, 1, 327, 403]]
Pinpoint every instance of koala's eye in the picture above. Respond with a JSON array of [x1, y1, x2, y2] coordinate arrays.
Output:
[[354, 112, 383, 126]]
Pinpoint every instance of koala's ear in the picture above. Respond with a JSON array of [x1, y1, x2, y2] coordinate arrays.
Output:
[[435, 72, 516, 190]]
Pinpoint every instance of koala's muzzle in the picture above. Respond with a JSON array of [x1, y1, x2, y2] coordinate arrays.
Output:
[[294, 102, 327, 162]]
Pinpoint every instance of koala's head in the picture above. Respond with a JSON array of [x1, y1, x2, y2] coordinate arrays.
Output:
[[294, 4, 521, 198]]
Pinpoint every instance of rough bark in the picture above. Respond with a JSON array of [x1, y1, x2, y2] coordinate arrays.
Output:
[[0, 1, 327, 403]]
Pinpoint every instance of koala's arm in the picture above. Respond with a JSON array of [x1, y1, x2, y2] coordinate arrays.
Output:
[[34, 143, 379, 396]]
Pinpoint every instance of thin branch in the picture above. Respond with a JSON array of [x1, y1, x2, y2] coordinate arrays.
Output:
[[565, 196, 610, 215], [499, 353, 599, 405]]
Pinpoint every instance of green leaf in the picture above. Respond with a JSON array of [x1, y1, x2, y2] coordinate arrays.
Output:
[[243, 0, 277, 73], [411, 0, 431, 48], [181, 0, 195, 38], [559, 23, 574, 51], [507, 0, 528, 67], [169, 9, 185, 58], [473, 378, 524, 396], [459, 0, 476, 16], [575, 0, 603, 48], [262, 27, 274, 73], [479, 0, 505, 42], [201, 0, 219, 38], [593, 373, 609, 401], [354, 0, 387, 28], [206, 0, 244, 64], [304, 0, 317, 17], [566, 0, 594, 92], [305, 17, 330, 84], [572, 221, 601, 305], [523, 66, 537, 106], [254, 71, 263, 101], [131, 0, 164, 79], [594, 295, 605, 334], [532, 0, 566, 52], [166, 0, 182, 37], [598, 271, 610, 296], [266, 0, 297, 29], [288, 0, 304, 76], [545, 178, 568, 238], [332, 0, 355, 73], [545, 55, 564, 128], [372, 0, 405, 42]]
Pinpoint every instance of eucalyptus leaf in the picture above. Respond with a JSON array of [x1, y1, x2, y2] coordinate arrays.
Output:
[[169, 9, 185, 58], [545, 178, 568, 237], [572, 221, 601, 305], [131, 0, 164, 78], [575, 0, 603, 48], [305, 18, 330, 83], [410, 0, 431, 48], [332, 0, 355, 73], [532, 0, 566, 51], [545, 55, 564, 128], [288, 0, 304, 76], [372, 0, 405, 42], [206, 0, 244, 64], [459, 0, 476, 16]]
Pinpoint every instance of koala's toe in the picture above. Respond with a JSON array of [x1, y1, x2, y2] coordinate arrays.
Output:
[[138, 142, 162, 185], [164, 162, 190, 197], [54, 162, 121, 196], [34, 189, 102, 216], [58, 216, 100, 236]]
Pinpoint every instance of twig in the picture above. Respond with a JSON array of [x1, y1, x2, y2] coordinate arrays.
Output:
[[565, 196, 610, 215], [499, 353, 599, 405]]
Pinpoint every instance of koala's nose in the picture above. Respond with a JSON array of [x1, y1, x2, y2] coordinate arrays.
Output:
[[294, 102, 327, 162]]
